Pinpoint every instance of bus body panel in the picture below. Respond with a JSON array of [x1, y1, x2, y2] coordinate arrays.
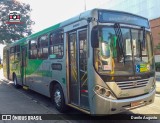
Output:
[[91, 88, 155, 114]]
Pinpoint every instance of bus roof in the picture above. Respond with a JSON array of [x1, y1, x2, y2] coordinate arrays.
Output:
[[6, 8, 149, 47]]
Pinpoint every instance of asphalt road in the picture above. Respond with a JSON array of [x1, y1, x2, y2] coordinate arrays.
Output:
[[0, 69, 160, 123]]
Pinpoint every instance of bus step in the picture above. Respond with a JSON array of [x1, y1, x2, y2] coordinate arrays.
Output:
[[23, 86, 29, 90]]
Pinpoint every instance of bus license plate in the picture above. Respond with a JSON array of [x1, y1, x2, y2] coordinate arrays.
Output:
[[131, 101, 143, 107]]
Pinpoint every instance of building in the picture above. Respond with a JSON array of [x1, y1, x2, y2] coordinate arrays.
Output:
[[100, 0, 160, 55], [150, 18, 160, 55], [101, 0, 160, 20]]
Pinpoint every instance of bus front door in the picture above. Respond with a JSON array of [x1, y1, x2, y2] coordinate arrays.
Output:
[[68, 29, 89, 110], [21, 46, 27, 86]]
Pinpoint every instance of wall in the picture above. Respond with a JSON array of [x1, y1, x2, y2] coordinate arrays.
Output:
[[150, 17, 160, 55]]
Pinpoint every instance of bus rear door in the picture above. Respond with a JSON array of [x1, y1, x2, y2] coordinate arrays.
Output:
[[21, 46, 27, 86]]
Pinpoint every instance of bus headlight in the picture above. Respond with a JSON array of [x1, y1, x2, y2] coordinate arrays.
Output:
[[94, 85, 116, 99], [99, 88, 106, 95], [105, 91, 111, 97]]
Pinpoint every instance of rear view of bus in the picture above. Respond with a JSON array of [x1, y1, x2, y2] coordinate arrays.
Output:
[[88, 9, 155, 114]]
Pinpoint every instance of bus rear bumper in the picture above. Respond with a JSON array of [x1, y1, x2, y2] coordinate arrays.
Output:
[[91, 88, 155, 115]]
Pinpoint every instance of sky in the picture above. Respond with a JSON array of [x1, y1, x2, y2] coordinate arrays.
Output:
[[0, 44, 5, 59], [18, 0, 160, 33], [0, 0, 111, 59], [18, 0, 109, 33]]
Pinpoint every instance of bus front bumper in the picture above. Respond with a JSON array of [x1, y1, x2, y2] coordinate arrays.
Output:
[[91, 88, 155, 114]]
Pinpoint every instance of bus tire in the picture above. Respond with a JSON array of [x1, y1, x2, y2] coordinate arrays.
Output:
[[13, 74, 20, 89], [52, 84, 68, 113]]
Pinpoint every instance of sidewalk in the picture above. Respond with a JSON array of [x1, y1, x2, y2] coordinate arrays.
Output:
[[0, 69, 70, 122], [156, 72, 160, 94], [0, 68, 5, 80], [0, 70, 55, 115]]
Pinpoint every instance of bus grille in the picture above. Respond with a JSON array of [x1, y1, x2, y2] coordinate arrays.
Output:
[[116, 79, 149, 90]]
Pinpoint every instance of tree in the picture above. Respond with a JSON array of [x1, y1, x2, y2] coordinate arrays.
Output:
[[0, 0, 34, 44], [155, 33, 160, 50]]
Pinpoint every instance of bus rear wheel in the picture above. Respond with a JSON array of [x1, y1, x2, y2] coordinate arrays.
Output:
[[13, 74, 20, 89], [52, 84, 68, 113]]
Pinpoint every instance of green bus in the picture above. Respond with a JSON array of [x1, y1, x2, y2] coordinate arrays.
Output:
[[3, 8, 156, 114]]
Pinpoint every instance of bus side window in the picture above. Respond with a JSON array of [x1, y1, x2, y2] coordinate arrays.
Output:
[[50, 30, 64, 59], [29, 39, 37, 59], [15, 45, 20, 61], [38, 35, 49, 59], [10, 46, 15, 61]]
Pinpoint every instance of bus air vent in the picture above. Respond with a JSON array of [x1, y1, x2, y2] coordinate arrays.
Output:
[[116, 79, 149, 90]]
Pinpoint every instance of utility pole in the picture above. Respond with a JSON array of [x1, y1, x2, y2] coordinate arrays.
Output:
[[84, 0, 86, 11]]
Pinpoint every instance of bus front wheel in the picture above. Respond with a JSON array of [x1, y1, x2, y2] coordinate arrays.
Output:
[[52, 84, 68, 113]]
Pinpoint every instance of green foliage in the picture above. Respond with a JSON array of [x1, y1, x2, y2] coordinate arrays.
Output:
[[155, 62, 160, 71], [0, 0, 34, 44], [155, 62, 160, 67]]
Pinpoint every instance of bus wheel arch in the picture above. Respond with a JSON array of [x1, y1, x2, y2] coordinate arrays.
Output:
[[49, 81, 68, 113]]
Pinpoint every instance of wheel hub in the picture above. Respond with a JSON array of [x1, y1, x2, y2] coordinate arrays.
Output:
[[14, 78, 16, 85], [54, 90, 61, 107]]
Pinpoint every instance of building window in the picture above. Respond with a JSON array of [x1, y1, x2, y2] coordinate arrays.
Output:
[[50, 30, 64, 58], [9, 45, 20, 61], [38, 35, 49, 59], [29, 39, 37, 59]]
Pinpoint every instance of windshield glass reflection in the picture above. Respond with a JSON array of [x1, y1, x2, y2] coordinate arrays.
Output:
[[94, 26, 154, 75]]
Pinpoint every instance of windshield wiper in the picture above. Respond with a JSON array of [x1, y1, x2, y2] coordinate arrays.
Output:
[[114, 23, 125, 64], [138, 29, 143, 61], [142, 27, 146, 54]]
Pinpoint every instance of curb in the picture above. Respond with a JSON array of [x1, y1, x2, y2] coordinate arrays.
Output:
[[156, 82, 160, 94], [156, 89, 160, 94], [156, 88, 160, 94]]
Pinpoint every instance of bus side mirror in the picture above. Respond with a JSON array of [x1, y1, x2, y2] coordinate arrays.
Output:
[[91, 28, 99, 48]]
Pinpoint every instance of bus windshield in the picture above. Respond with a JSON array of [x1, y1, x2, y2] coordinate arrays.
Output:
[[94, 26, 154, 75]]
